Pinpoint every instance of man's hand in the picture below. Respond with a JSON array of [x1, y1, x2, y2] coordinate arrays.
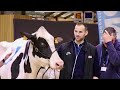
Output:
[[102, 30, 113, 43], [0, 61, 4, 67], [4, 53, 12, 60], [0, 52, 12, 68]]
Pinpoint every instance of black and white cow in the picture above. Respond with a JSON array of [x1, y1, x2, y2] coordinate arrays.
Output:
[[0, 26, 64, 79]]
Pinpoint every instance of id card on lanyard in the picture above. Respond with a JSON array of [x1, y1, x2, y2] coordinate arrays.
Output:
[[101, 66, 107, 72], [100, 50, 109, 72]]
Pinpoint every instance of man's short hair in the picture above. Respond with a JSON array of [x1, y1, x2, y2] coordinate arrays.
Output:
[[75, 22, 88, 31], [103, 27, 117, 36]]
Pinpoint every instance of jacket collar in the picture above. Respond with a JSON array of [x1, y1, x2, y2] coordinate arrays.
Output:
[[70, 38, 88, 52]]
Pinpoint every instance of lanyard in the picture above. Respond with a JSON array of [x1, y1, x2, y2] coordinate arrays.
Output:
[[71, 43, 83, 79], [74, 43, 83, 57], [99, 49, 109, 67]]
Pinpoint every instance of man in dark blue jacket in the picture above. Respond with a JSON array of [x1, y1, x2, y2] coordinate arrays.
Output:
[[57, 23, 100, 79], [96, 27, 120, 79]]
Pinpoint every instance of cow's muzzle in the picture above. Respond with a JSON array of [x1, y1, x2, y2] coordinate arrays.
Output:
[[55, 60, 64, 70]]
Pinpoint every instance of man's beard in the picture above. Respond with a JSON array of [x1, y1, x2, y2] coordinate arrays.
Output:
[[75, 37, 84, 42]]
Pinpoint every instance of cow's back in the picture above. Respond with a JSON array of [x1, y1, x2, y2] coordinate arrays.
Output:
[[0, 39, 28, 79]]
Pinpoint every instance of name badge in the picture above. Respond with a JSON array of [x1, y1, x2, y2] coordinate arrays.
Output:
[[101, 67, 107, 72], [66, 52, 71, 55], [88, 55, 92, 58]]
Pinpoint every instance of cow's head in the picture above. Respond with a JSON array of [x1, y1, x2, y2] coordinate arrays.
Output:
[[21, 26, 64, 70]]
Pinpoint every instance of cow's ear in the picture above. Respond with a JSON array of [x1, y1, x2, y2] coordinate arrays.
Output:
[[23, 36, 28, 40], [20, 32, 34, 40], [54, 37, 63, 44]]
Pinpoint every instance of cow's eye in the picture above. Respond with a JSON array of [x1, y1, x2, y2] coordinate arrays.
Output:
[[40, 42, 46, 47], [35, 47, 39, 52], [41, 42, 44, 45]]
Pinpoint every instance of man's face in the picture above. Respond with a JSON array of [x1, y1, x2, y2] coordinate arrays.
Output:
[[74, 25, 88, 42], [102, 30, 116, 44]]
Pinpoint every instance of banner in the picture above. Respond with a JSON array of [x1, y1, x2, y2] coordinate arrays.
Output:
[[97, 11, 120, 43]]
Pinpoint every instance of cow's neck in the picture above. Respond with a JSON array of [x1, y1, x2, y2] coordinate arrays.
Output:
[[27, 44, 49, 79]]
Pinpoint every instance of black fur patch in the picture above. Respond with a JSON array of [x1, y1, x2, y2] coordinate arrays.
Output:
[[11, 53, 23, 79], [32, 37, 52, 59], [23, 41, 30, 59], [24, 56, 32, 73]]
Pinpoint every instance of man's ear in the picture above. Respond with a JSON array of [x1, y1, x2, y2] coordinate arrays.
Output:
[[54, 37, 63, 44], [85, 30, 88, 36]]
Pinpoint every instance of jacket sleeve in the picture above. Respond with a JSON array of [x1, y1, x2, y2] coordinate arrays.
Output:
[[93, 48, 100, 78], [106, 41, 120, 66]]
